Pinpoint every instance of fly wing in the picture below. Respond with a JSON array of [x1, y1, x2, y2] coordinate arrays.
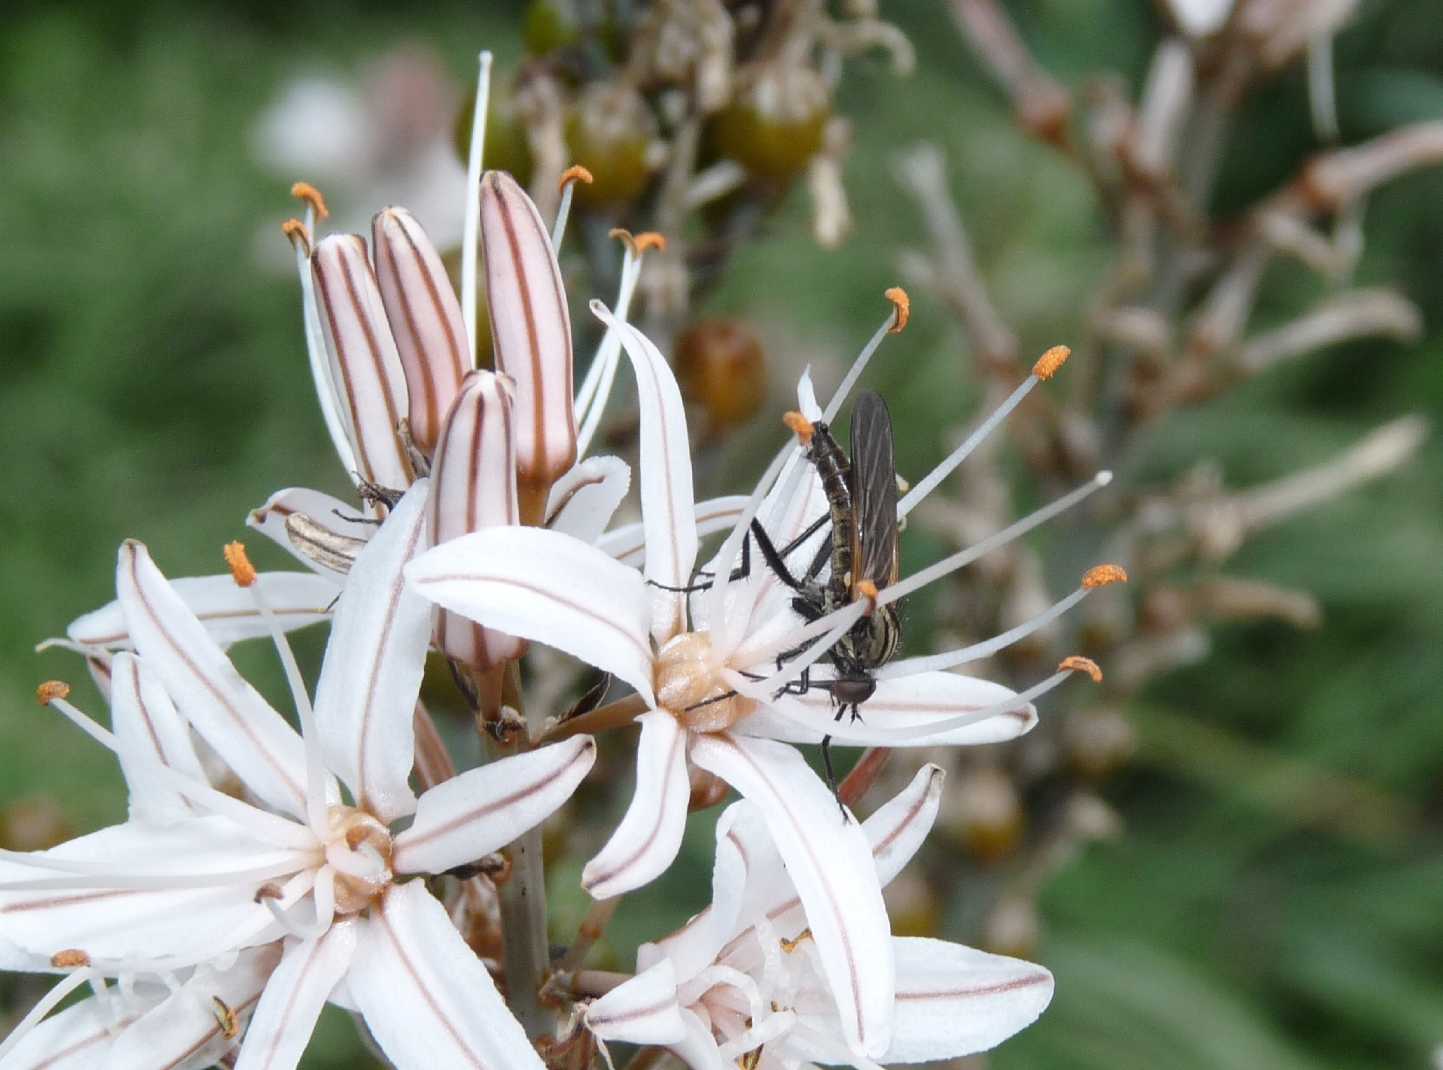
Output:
[[847, 390, 900, 596]]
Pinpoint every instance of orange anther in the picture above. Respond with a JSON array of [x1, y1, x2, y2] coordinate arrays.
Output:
[[1082, 564, 1128, 589], [1032, 345, 1071, 381], [633, 231, 667, 254], [50, 949, 90, 968], [782, 410, 815, 445], [884, 287, 910, 334], [559, 164, 595, 190], [224, 541, 257, 588], [854, 578, 880, 614], [290, 181, 329, 219], [281, 218, 312, 255], [1059, 655, 1102, 683], [36, 681, 70, 706]]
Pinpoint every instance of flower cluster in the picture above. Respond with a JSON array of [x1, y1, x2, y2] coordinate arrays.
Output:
[[2, 56, 1123, 1070]]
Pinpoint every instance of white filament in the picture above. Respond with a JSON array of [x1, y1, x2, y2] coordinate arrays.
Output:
[[878, 666, 1075, 743], [461, 50, 493, 367], [575, 253, 642, 459], [552, 179, 578, 251]]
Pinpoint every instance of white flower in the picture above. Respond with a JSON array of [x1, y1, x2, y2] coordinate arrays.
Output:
[[406, 302, 1108, 1056], [585, 764, 1054, 1068], [1, 482, 595, 1069]]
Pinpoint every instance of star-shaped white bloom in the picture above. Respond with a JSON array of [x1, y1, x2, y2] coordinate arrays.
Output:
[[2, 482, 594, 1070], [406, 303, 1106, 1057], [585, 764, 1054, 1069]]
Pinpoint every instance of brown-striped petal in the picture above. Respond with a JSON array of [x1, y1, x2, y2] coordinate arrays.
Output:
[[372, 207, 470, 454], [479, 171, 576, 501], [310, 234, 414, 491], [428, 370, 526, 669]]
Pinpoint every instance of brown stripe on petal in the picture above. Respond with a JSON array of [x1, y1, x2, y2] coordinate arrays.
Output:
[[374, 891, 492, 1068], [30, 1012, 142, 1069], [583, 726, 686, 891], [251, 929, 336, 1068], [897, 972, 1051, 1002], [587, 993, 677, 1030]]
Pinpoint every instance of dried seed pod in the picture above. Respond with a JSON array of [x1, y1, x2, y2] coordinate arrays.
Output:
[[675, 318, 767, 432], [710, 65, 830, 182]]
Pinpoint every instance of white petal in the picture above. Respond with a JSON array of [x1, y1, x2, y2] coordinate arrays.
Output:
[[582, 712, 690, 899], [68, 572, 335, 651], [109, 653, 205, 823], [590, 305, 697, 642], [863, 764, 944, 888], [585, 959, 686, 1045], [103, 944, 282, 1070], [311, 234, 414, 490], [1164, 0, 1234, 37], [373, 206, 470, 454], [596, 494, 749, 567], [885, 938, 1054, 1061], [407, 526, 656, 703], [234, 923, 359, 1070], [0, 988, 158, 1070], [0, 818, 302, 963], [642, 800, 766, 984], [545, 455, 631, 545], [314, 482, 432, 824], [349, 881, 543, 1069], [480, 171, 576, 485], [247, 486, 364, 580], [689, 733, 894, 1059], [393, 736, 596, 875], [737, 673, 1036, 747], [669, 1007, 733, 1070], [117, 541, 312, 820]]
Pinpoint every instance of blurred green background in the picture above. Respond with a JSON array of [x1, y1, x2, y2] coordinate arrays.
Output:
[[2, 2, 1442, 1068]]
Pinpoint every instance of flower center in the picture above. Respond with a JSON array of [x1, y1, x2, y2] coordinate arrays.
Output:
[[654, 631, 756, 733], [323, 806, 394, 914]]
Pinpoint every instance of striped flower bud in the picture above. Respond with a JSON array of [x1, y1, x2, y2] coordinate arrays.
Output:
[[479, 171, 576, 511], [429, 370, 526, 669], [310, 235, 414, 491], [372, 207, 470, 454]]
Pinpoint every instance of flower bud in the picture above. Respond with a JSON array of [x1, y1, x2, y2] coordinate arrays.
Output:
[[371, 207, 470, 454], [310, 235, 414, 490], [429, 370, 526, 669], [479, 171, 576, 509]]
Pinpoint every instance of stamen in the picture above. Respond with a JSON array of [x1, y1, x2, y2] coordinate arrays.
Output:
[[707, 443, 797, 652], [461, 50, 494, 367], [822, 300, 902, 423], [51, 949, 90, 968], [1032, 344, 1071, 380], [211, 996, 239, 1040], [783, 411, 815, 446], [1059, 654, 1103, 683], [552, 165, 594, 250], [606, 228, 667, 257], [879, 471, 1113, 609], [884, 287, 910, 334], [290, 181, 329, 221], [574, 254, 642, 459], [898, 344, 1074, 520], [0, 962, 95, 1062], [730, 599, 869, 695], [40, 693, 314, 850], [231, 550, 330, 836], [36, 680, 70, 705], [223, 541, 257, 587], [779, 928, 813, 953], [286, 192, 357, 478], [878, 564, 1126, 678], [854, 579, 879, 614], [261, 865, 333, 939]]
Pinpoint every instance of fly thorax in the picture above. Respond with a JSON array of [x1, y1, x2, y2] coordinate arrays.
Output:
[[324, 807, 394, 914], [655, 631, 756, 733]]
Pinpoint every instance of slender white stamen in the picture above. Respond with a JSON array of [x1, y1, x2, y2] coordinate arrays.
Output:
[[262, 865, 333, 939], [881, 666, 1077, 743], [324, 840, 378, 879], [708, 442, 796, 649], [0, 967, 94, 1063], [33, 637, 104, 657], [897, 373, 1042, 519], [552, 182, 578, 251], [461, 50, 493, 366], [878, 471, 1112, 609], [823, 310, 896, 423], [247, 576, 329, 835], [575, 256, 641, 459], [729, 599, 868, 696], [717, 1009, 797, 1060], [679, 964, 764, 1018], [294, 206, 357, 479], [43, 696, 314, 850], [877, 584, 1090, 679], [0, 858, 311, 892]]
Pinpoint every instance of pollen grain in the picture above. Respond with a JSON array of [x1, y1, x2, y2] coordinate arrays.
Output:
[[1032, 344, 1071, 380], [1082, 564, 1128, 588]]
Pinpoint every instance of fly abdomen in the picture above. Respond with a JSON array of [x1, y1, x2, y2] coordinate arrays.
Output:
[[805, 421, 855, 601]]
